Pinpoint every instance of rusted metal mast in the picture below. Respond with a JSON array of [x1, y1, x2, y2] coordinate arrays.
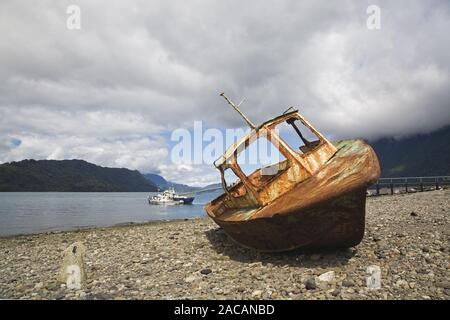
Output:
[[220, 92, 256, 129]]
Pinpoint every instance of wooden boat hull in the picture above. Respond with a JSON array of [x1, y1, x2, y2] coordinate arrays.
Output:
[[209, 187, 367, 251], [205, 139, 380, 252]]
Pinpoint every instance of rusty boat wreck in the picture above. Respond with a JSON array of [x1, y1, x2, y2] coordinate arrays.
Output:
[[205, 93, 381, 252]]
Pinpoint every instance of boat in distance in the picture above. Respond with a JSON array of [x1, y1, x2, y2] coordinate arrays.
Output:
[[148, 188, 195, 205], [204, 93, 381, 252]]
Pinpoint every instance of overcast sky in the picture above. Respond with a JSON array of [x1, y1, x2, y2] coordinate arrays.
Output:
[[0, 0, 449, 186]]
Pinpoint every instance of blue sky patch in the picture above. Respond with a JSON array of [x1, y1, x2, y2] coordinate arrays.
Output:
[[10, 138, 22, 147]]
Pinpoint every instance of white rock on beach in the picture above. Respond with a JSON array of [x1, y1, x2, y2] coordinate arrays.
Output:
[[318, 271, 335, 282], [184, 275, 198, 283]]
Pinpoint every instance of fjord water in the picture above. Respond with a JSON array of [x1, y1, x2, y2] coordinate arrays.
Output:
[[0, 191, 222, 236]]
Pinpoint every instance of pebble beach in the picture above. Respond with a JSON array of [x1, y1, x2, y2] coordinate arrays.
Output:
[[0, 189, 449, 300]]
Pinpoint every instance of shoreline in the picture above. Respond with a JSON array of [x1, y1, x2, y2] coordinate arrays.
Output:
[[0, 190, 449, 300], [0, 217, 206, 240]]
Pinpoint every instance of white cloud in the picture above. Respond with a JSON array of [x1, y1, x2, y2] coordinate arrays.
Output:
[[2, 133, 168, 173], [157, 163, 218, 187]]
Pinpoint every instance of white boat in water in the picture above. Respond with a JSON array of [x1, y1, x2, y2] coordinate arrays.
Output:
[[148, 187, 195, 205]]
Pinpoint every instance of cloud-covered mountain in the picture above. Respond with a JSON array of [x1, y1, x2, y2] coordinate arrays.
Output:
[[370, 125, 450, 177]]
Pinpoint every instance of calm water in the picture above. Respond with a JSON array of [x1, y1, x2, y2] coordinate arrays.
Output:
[[0, 191, 222, 236]]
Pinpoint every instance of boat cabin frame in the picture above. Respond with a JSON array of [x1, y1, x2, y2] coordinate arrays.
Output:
[[213, 109, 338, 208]]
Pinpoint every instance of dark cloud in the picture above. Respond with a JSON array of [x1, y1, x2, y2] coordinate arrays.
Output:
[[0, 0, 449, 185]]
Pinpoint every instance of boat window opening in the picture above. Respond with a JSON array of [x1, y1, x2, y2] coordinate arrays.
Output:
[[276, 119, 321, 154], [223, 168, 241, 192], [236, 136, 288, 187]]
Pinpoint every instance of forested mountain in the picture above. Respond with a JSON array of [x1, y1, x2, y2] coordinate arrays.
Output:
[[0, 159, 158, 192]]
